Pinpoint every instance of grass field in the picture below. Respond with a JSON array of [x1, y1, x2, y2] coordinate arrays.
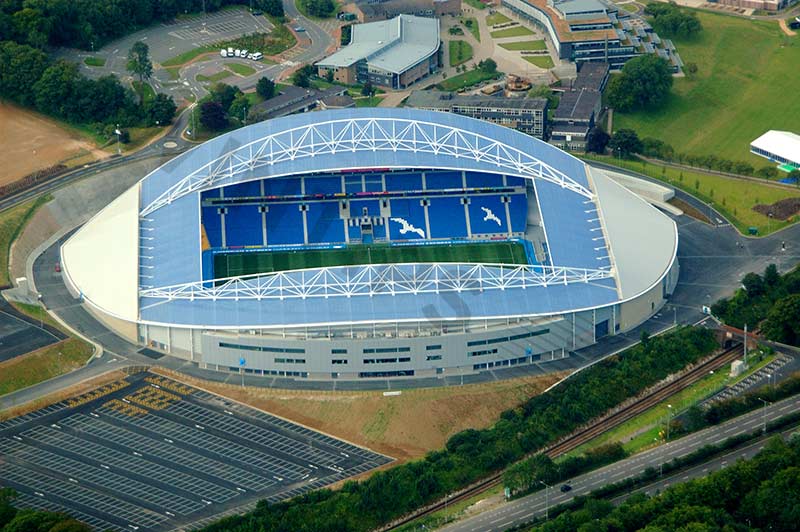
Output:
[[449, 40, 474, 66], [523, 55, 554, 68], [161, 45, 216, 67], [214, 241, 529, 277], [227, 62, 256, 76], [584, 155, 800, 235], [460, 17, 481, 42], [615, 10, 800, 165], [486, 12, 512, 26], [131, 80, 156, 103], [491, 26, 534, 38], [83, 56, 105, 67], [464, 0, 488, 9], [499, 40, 546, 51], [0, 195, 51, 286], [197, 70, 233, 83], [355, 95, 385, 107], [0, 338, 94, 397], [439, 69, 500, 91]]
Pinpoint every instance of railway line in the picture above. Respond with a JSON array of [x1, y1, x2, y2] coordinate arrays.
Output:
[[382, 342, 745, 531]]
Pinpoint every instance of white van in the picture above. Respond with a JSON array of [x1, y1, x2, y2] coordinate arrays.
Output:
[[240, 49, 248, 58], [234, 49, 242, 57], [220, 49, 227, 58], [227, 47, 234, 57], [250, 52, 263, 61]]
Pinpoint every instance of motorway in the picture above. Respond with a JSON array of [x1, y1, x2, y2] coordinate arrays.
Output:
[[440, 394, 800, 532]]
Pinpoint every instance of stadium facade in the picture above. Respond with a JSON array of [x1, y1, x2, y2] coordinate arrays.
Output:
[[61, 108, 678, 383]]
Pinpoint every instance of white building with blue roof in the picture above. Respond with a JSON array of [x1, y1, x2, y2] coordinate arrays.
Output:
[[60, 108, 678, 384]]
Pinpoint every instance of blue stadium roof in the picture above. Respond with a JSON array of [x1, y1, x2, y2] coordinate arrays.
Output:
[[131, 108, 624, 328]]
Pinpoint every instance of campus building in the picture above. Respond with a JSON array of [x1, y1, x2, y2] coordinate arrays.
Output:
[[711, 0, 796, 12], [549, 62, 607, 150], [750, 130, 800, 170], [342, 0, 461, 22], [316, 14, 441, 89], [501, 0, 683, 71], [405, 90, 549, 138]]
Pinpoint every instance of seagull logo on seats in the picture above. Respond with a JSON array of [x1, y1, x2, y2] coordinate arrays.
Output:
[[390, 217, 425, 238], [481, 207, 502, 226]]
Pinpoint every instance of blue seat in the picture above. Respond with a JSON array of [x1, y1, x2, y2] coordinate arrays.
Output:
[[465, 171, 505, 188], [428, 197, 467, 238], [385, 172, 423, 191], [266, 204, 305, 245], [388, 198, 427, 241], [425, 171, 463, 191], [306, 201, 345, 244], [364, 175, 383, 192], [225, 205, 262, 247], [304, 176, 342, 195], [348, 199, 381, 218], [223, 180, 261, 198], [506, 176, 526, 187], [264, 177, 302, 196], [344, 175, 363, 193], [202, 206, 223, 248], [468, 195, 508, 236], [508, 194, 528, 233]]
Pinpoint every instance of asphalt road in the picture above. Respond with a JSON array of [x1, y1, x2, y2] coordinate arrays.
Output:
[[0, 299, 63, 363], [440, 394, 800, 532]]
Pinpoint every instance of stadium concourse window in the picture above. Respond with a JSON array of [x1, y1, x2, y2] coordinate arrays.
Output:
[[218, 342, 305, 354], [468, 348, 499, 357], [426, 354, 442, 361], [275, 358, 306, 364], [473, 355, 529, 370], [363, 347, 411, 354], [466, 329, 549, 347], [332, 359, 348, 364], [426, 344, 442, 350], [363, 357, 412, 364], [331, 348, 348, 354], [359, 370, 415, 378]]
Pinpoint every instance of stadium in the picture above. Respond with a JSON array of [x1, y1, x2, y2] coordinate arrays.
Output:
[[60, 108, 678, 383]]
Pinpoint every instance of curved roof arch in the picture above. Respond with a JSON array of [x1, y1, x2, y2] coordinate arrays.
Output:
[[139, 108, 594, 217]]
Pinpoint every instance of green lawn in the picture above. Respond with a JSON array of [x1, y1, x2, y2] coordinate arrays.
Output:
[[461, 17, 481, 42], [486, 12, 512, 26], [227, 62, 256, 76], [131, 80, 156, 103], [354, 95, 385, 107], [499, 40, 547, 51], [621, 2, 639, 12], [584, 155, 800, 235], [295, 0, 339, 19], [0, 338, 94, 397], [615, 10, 800, 165], [197, 70, 233, 83], [214, 241, 528, 277], [438, 69, 500, 91], [491, 26, 535, 38], [161, 45, 216, 67], [222, 25, 296, 57], [449, 40, 474, 67], [0, 195, 51, 286], [523, 55, 554, 69], [83, 56, 105, 67], [463, 0, 488, 9]]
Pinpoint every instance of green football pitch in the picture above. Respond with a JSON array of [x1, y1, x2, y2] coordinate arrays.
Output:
[[214, 241, 529, 278]]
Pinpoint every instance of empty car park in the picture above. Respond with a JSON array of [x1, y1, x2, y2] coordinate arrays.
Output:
[[0, 371, 391, 531]]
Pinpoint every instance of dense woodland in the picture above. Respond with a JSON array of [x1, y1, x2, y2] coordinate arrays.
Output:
[[0, 0, 282, 50], [198, 327, 716, 532], [528, 435, 800, 532], [712, 264, 800, 346]]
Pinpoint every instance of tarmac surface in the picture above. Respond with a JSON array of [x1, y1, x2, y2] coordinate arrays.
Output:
[[0, 299, 63, 363], [0, 370, 391, 531]]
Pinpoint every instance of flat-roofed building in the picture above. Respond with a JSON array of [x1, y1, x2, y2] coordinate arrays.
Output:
[[406, 90, 549, 138], [343, 0, 461, 22], [316, 14, 441, 89], [549, 88, 601, 150], [750, 130, 800, 169]]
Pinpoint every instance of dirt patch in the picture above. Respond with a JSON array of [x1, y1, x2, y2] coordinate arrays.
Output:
[[669, 197, 711, 224], [153, 367, 568, 463], [0, 103, 104, 186], [753, 197, 800, 220]]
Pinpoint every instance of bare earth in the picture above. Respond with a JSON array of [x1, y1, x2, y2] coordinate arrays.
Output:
[[154, 368, 568, 463], [0, 102, 103, 185]]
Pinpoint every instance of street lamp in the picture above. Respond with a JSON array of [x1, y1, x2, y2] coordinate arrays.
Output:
[[758, 398, 769, 434], [539, 480, 551, 520], [665, 404, 673, 441]]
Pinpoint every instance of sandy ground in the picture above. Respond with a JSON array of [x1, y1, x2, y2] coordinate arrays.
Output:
[[0, 103, 104, 186], [155, 367, 568, 463], [779, 18, 797, 36]]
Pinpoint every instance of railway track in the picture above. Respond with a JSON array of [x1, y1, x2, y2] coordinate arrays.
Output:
[[382, 343, 745, 531]]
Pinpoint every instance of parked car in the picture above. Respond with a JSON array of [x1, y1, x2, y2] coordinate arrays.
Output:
[[252, 10, 262, 15], [294, 26, 305, 32], [234, 49, 241, 57], [220, 49, 227, 58], [54, 262, 61, 273], [560, 484, 572, 493], [240, 49, 248, 58], [250, 52, 263, 61], [227, 47, 234, 57]]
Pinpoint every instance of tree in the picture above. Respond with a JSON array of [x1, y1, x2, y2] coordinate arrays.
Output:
[[256, 76, 275, 100], [528, 84, 559, 109], [126, 41, 152, 103], [787, 169, 800, 183], [685, 62, 698, 79], [257, 0, 284, 18], [478, 58, 497, 74], [145, 93, 177, 126], [200, 100, 228, 131], [0, 41, 49, 106], [606, 55, 673, 112], [361, 81, 373, 96], [761, 294, 800, 345], [300, 0, 335, 18], [229, 93, 250, 124], [292, 64, 314, 88], [32, 59, 80, 118], [609, 129, 642, 158], [210, 82, 241, 112], [585, 127, 610, 154], [646, 3, 703, 39]]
